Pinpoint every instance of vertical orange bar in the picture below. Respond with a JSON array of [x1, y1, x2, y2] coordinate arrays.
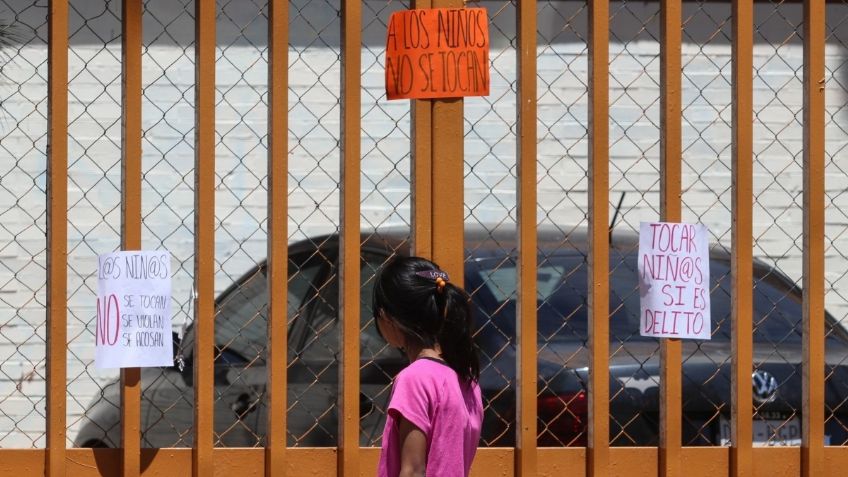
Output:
[[587, 0, 609, 475], [193, 0, 215, 476], [339, 1, 361, 476], [659, 1, 682, 476], [429, 104, 463, 279], [429, 0, 464, 281], [802, 0, 825, 475], [411, 103, 433, 259], [120, 1, 143, 476], [411, 0, 432, 259], [516, 1, 537, 476], [731, 0, 754, 475], [265, 0, 288, 475], [47, 1, 68, 475]]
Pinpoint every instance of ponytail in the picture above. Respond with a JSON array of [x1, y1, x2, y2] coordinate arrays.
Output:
[[434, 283, 480, 382], [372, 256, 480, 382]]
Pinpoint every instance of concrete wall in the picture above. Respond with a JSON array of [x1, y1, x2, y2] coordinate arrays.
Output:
[[1, 0, 847, 448]]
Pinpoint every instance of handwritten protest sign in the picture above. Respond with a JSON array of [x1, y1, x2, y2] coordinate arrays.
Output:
[[96, 251, 173, 368], [638, 222, 711, 340], [385, 8, 490, 100]]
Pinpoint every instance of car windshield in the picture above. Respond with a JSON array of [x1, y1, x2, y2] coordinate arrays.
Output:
[[466, 253, 816, 344]]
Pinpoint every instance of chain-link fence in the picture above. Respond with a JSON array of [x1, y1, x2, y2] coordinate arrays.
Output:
[[825, 0, 848, 447], [0, 0, 48, 449], [1, 0, 848, 453], [467, 0, 848, 448]]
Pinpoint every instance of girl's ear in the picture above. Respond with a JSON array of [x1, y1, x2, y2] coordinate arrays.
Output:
[[377, 309, 405, 349]]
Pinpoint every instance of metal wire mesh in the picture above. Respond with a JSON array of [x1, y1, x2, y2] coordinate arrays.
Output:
[[680, 0, 733, 446], [136, 0, 198, 448], [358, 0, 413, 448], [749, 0, 806, 446], [534, 0, 590, 448], [462, 0, 521, 447], [605, 0, 664, 446], [63, 0, 124, 448], [825, 0, 848, 447], [0, 0, 48, 449]]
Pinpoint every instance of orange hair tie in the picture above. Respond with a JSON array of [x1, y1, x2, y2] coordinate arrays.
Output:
[[435, 277, 447, 293]]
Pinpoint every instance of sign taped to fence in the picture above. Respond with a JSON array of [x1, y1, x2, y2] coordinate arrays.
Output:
[[95, 251, 173, 369], [385, 7, 490, 100], [638, 222, 711, 340]]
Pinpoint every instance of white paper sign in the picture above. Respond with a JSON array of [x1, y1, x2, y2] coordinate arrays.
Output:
[[96, 251, 173, 368], [638, 222, 711, 340]]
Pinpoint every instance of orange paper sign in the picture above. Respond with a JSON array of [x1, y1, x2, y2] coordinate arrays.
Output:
[[385, 8, 490, 100]]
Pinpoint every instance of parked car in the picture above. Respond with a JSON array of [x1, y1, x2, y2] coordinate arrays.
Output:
[[75, 226, 848, 448]]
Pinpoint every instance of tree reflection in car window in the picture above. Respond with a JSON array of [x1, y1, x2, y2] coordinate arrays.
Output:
[[214, 268, 267, 363], [361, 253, 397, 361], [296, 266, 338, 362], [212, 254, 325, 365], [467, 254, 817, 345], [711, 260, 805, 343], [296, 251, 398, 362]]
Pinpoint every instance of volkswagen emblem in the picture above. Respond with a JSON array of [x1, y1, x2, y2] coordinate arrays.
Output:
[[752, 370, 778, 404]]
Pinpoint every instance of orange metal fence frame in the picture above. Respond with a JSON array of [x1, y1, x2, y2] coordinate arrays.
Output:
[[0, 0, 843, 475], [266, 0, 289, 476], [731, 0, 754, 476], [120, 1, 143, 476]]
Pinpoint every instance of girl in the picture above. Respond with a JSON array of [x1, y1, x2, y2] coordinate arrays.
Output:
[[372, 256, 483, 477]]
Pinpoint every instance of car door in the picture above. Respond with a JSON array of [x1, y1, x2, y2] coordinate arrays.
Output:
[[209, 265, 273, 446], [146, 251, 331, 447], [245, 250, 337, 446], [283, 250, 344, 446], [245, 246, 407, 446], [282, 249, 405, 446], [141, 264, 276, 447]]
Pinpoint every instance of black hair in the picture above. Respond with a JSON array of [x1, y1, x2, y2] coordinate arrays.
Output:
[[372, 256, 480, 382]]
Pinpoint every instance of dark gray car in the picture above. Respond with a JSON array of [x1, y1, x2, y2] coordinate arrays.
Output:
[[74, 227, 848, 448]]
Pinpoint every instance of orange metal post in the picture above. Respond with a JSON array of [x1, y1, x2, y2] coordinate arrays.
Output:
[[516, 1, 538, 475], [429, 0, 464, 281], [120, 1, 143, 476], [193, 0, 216, 475], [587, 0, 610, 475], [802, 0, 825, 475], [265, 0, 288, 475], [47, 1, 69, 475], [340, 1, 362, 476], [411, 0, 433, 259], [731, 1, 754, 475], [659, 0, 682, 475]]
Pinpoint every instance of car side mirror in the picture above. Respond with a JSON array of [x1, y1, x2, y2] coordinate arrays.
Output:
[[172, 331, 181, 364], [360, 392, 374, 418], [172, 331, 193, 386]]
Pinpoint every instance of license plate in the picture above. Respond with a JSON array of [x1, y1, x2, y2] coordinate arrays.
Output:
[[719, 417, 801, 446]]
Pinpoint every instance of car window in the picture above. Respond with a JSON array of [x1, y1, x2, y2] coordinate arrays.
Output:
[[710, 261, 805, 343], [295, 251, 395, 361], [210, 253, 325, 364], [214, 268, 268, 363], [361, 254, 396, 360], [295, 265, 338, 361], [466, 253, 816, 344]]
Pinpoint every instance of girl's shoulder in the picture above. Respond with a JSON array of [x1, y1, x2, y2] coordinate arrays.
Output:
[[404, 356, 450, 371], [396, 357, 455, 383]]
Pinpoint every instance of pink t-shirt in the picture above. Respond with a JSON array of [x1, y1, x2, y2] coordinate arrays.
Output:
[[377, 357, 483, 477]]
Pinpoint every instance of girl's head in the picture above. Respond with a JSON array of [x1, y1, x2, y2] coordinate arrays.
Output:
[[372, 256, 480, 382]]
